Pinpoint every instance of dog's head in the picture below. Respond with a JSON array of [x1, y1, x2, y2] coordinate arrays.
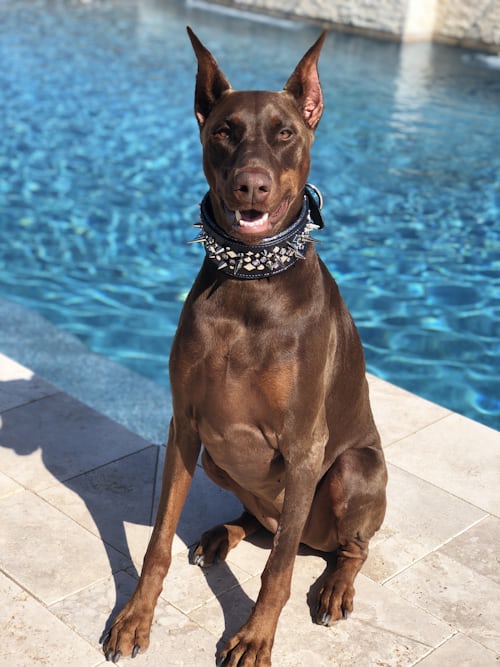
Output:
[[187, 27, 326, 244]]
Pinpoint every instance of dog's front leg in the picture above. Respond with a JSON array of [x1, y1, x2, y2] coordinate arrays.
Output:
[[104, 417, 200, 662], [219, 445, 324, 667]]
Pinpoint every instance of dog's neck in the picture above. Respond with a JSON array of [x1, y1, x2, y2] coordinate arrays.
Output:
[[190, 184, 325, 280]]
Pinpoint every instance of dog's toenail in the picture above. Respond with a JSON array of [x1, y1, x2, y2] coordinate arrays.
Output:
[[132, 645, 140, 658]]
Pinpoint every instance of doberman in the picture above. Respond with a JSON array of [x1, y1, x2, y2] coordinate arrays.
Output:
[[104, 27, 387, 665]]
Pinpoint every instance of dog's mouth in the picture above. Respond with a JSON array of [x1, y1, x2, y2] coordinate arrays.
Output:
[[224, 199, 290, 239]]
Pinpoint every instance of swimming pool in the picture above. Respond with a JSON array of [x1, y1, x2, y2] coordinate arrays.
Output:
[[1, 0, 499, 430]]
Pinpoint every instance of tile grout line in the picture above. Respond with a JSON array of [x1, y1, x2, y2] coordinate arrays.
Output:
[[2, 567, 106, 663], [408, 630, 459, 666], [382, 409, 454, 451], [380, 513, 491, 586], [37, 443, 159, 492], [0, 388, 64, 417], [383, 460, 496, 517]]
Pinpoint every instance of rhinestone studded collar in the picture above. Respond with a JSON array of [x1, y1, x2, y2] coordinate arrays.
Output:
[[189, 184, 325, 280]]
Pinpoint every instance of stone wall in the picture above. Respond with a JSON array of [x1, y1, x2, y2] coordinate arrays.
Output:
[[434, 0, 500, 49], [215, 0, 500, 50], [225, 0, 409, 38]]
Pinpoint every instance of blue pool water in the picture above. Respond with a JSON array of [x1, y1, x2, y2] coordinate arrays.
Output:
[[1, 0, 499, 430]]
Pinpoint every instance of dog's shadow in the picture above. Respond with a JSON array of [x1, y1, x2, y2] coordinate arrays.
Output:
[[0, 379, 259, 660]]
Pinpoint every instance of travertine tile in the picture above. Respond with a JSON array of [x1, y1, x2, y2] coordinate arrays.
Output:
[[0, 353, 59, 411], [191, 553, 453, 667], [367, 375, 450, 445], [1, 347, 498, 667], [364, 464, 486, 582], [276, 557, 453, 666], [40, 446, 160, 572], [0, 572, 102, 666], [384, 412, 500, 515], [274, 579, 452, 667], [0, 470, 22, 499], [51, 571, 219, 665], [226, 528, 273, 577], [0, 391, 151, 492], [385, 549, 500, 652], [417, 632, 499, 666], [50, 570, 139, 648], [160, 547, 253, 614], [437, 515, 500, 585], [0, 490, 128, 605], [188, 573, 261, 642]]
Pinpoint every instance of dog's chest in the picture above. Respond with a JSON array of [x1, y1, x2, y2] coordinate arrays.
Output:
[[173, 290, 301, 447], [191, 331, 297, 430]]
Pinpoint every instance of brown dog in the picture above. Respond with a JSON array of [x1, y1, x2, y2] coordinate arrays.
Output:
[[104, 27, 387, 665]]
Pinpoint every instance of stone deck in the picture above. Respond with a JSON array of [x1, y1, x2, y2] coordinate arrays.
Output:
[[1, 351, 499, 666]]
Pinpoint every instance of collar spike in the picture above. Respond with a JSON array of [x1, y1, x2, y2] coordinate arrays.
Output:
[[188, 232, 207, 244], [287, 241, 306, 260], [233, 259, 244, 276]]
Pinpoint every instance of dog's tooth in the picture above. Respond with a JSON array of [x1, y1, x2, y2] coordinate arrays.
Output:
[[235, 210, 242, 222]]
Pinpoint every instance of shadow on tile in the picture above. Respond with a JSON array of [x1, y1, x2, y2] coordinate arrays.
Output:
[[1, 377, 271, 655], [187, 551, 256, 660], [0, 379, 155, 622]]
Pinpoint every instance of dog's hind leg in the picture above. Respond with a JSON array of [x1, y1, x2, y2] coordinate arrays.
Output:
[[192, 510, 261, 567], [310, 446, 387, 625], [191, 449, 262, 566]]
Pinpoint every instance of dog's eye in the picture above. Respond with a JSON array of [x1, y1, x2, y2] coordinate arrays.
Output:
[[214, 127, 230, 140], [279, 128, 293, 140]]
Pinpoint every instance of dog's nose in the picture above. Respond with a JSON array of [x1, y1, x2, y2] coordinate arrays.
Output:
[[233, 169, 271, 206]]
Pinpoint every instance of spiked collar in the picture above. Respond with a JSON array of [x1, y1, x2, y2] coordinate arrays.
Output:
[[190, 184, 325, 280]]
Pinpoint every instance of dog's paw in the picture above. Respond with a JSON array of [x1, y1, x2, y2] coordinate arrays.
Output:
[[190, 524, 233, 567], [103, 602, 153, 662], [315, 577, 354, 626], [218, 628, 273, 667]]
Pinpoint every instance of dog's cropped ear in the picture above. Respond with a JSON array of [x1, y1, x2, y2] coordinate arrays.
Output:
[[187, 27, 232, 128], [284, 31, 326, 130]]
